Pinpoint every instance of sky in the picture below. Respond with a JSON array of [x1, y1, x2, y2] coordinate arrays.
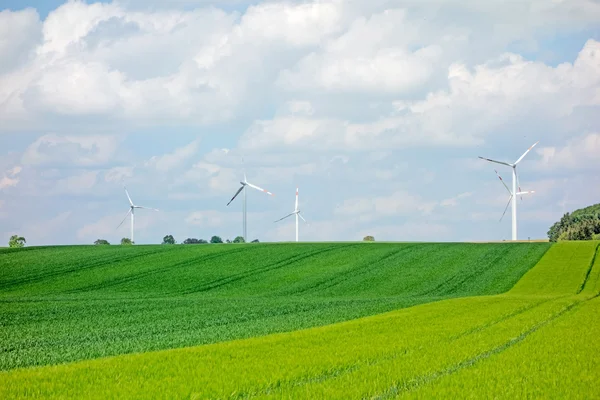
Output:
[[0, 0, 599, 245]]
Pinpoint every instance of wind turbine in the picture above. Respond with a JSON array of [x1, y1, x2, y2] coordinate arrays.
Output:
[[479, 141, 538, 240], [274, 187, 308, 242], [226, 160, 273, 242], [494, 169, 535, 223], [117, 186, 159, 244]]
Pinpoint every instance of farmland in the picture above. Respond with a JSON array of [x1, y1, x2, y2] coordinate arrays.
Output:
[[0, 242, 549, 370], [2, 241, 599, 398]]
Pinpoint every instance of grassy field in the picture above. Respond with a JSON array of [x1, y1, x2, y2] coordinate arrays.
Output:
[[0, 242, 550, 370], [0, 241, 597, 398]]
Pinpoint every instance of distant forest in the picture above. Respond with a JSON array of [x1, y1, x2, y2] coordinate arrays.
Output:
[[548, 203, 600, 241]]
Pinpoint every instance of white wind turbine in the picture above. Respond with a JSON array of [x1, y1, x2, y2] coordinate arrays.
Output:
[[117, 186, 159, 244], [479, 141, 538, 240], [274, 187, 308, 242], [493, 169, 535, 224], [226, 160, 274, 242]]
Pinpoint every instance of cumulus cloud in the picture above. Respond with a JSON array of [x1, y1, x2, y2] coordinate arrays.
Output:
[[1, 0, 599, 244], [242, 39, 600, 152], [0, 9, 42, 74], [277, 9, 442, 94], [536, 133, 600, 170], [21, 134, 120, 166], [146, 139, 201, 172]]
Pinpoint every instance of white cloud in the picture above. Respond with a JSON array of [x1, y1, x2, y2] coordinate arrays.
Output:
[[441, 192, 473, 207], [536, 133, 600, 170], [146, 139, 201, 172], [21, 134, 120, 166], [241, 39, 600, 152], [21, 211, 72, 244], [0, 165, 22, 190], [0, 8, 42, 74], [52, 170, 99, 195], [104, 166, 134, 183], [238, 0, 343, 46], [0, 176, 19, 190], [277, 9, 442, 94], [335, 190, 437, 218], [28, 61, 126, 115], [185, 210, 238, 228]]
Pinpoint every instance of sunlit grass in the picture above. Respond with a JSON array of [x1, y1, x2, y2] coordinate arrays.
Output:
[[4, 242, 598, 398], [0, 242, 550, 370]]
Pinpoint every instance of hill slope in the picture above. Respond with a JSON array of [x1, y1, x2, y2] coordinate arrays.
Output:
[[0, 242, 549, 369], [1, 241, 598, 399]]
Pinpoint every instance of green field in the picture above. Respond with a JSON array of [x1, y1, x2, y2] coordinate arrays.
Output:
[[1, 241, 599, 398], [0, 242, 549, 370]]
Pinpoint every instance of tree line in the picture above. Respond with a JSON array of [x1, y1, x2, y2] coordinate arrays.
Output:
[[547, 203, 600, 242], [93, 235, 260, 245]]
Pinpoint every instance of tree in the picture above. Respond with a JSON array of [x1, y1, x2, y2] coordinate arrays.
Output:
[[363, 235, 375, 242], [226, 239, 232, 244], [210, 236, 223, 244], [233, 236, 245, 243], [121, 237, 133, 245], [183, 238, 208, 244], [548, 203, 600, 241], [162, 234, 176, 245], [94, 239, 110, 245], [8, 235, 26, 248], [251, 239, 260, 243]]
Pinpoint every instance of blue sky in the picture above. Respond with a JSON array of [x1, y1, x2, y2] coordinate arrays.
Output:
[[1, 0, 599, 245]]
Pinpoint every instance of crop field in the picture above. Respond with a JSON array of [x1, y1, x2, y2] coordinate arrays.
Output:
[[0, 242, 549, 370], [1, 241, 599, 398]]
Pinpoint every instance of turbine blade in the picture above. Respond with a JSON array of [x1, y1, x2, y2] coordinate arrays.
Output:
[[478, 156, 512, 167], [124, 186, 134, 206], [274, 213, 295, 223], [227, 186, 244, 206], [514, 141, 540, 165], [246, 182, 274, 196], [500, 195, 513, 222], [117, 209, 132, 229], [298, 213, 308, 224], [515, 190, 535, 195], [135, 206, 159, 211], [494, 169, 512, 195], [295, 187, 299, 211], [241, 156, 247, 183]]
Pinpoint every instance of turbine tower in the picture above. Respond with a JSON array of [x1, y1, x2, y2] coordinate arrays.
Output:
[[274, 187, 308, 242], [226, 160, 273, 242], [117, 186, 159, 244], [479, 141, 538, 240]]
